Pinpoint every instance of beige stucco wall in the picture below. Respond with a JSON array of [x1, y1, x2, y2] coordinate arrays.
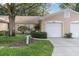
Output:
[[41, 9, 79, 37], [0, 23, 35, 33], [0, 23, 8, 31], [15, 24, 35, 33], [0, 16, 38, 33]]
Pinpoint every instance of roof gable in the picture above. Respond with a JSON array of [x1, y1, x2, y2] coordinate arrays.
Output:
[[42, 9, 79, 20]]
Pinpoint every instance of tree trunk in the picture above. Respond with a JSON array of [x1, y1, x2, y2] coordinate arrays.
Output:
[[9, 16, 15, 36]]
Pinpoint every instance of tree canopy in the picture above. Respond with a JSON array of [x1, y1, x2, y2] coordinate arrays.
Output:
[[60, 3, 79, 12], [0, 3, 51, 16]]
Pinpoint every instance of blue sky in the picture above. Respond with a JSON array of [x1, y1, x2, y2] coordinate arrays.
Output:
[[48, 3, 61, 14]]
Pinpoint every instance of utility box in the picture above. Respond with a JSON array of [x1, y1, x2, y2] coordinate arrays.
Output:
[[26, 35, 31, 45]]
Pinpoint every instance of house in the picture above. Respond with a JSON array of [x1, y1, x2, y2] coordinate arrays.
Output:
[[41, 9, 79, 38], [1, 9, 79, 38], [0, 16, 40, 33]]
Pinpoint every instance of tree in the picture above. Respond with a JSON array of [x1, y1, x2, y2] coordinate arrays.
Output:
[[0, 3, 51, 36], [74, 3, 79, 12], [0, 3, 51, 16], [60, 3, 76, 9], [6, 3, 16, 36], [59, 3, 79, 12], [16, 3, 51, 16], [0, 3, 16, 36], [26, 3, 50, 16]]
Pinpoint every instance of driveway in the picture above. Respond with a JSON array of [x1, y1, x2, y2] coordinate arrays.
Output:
[[49, 38, 79, 56]]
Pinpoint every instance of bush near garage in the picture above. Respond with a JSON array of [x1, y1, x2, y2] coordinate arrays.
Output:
[[31, 31, 47, 39], [64, 33, 72, 38]]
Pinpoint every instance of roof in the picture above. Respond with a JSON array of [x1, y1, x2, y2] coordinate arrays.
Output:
[[0, 17, 9, 23], [42, 8, 79, 20], [0, 19, 8, 23], [15, 16, 40, 24], [0, 16, 42, 24]]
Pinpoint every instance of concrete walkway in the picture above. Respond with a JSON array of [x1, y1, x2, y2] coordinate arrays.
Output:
[[49, 38, 79, 56]]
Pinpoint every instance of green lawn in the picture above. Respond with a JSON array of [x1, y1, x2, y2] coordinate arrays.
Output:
[[0, 35, 25, 43], [0, 35, 26, 46], [0, 35, 53, 56]]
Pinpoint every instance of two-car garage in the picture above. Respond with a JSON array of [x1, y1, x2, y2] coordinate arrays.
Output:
[[45, 21, 79, 38], [42, 9, 79, 38]]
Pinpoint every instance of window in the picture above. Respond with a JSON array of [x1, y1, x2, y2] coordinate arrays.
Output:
[[64, 9, 70, 18]]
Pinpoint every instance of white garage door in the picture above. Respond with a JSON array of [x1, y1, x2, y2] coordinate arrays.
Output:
[[45, 22, 62, 37], [70, 23, 79, 37]]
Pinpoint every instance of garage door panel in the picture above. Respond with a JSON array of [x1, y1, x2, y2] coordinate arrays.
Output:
[[70, 23, 79, 37], [45, 23, 62, 37]]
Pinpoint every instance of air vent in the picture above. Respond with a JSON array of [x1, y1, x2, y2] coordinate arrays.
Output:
[[64, 9, 70, 18]]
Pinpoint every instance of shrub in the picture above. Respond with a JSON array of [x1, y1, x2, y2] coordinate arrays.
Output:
[[0, 31, 4, 36], [31, 31, 47, 39], [18, 26, 30, 34], [64, 33, 72, 38], [0, 31, 9, 36]]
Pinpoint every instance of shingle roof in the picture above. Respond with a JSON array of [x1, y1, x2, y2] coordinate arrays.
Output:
[[0, 16, 41, 24]]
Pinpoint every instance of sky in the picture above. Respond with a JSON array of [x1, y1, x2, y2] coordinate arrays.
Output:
[[49, 3, 61, 14]]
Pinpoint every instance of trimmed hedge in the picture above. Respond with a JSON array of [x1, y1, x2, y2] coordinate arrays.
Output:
[[31, 31, 47, 39]]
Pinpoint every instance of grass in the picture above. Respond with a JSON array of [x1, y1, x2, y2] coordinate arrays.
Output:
[[0, 35, 26, 46], [0, 40, 53, 56], [0, 35, 53, 56]]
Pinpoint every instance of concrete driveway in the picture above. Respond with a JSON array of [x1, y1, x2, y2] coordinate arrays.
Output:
[[49, 38, 79, 56]]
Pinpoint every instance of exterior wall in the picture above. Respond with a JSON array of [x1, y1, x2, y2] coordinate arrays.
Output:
[[0, 23, 8, 31], [15, 24, 35, 33], [41, 20, 46, 32], [0, 16, 39, 33], [0, 23, 35, 33], [41, 9, 79, 37]]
